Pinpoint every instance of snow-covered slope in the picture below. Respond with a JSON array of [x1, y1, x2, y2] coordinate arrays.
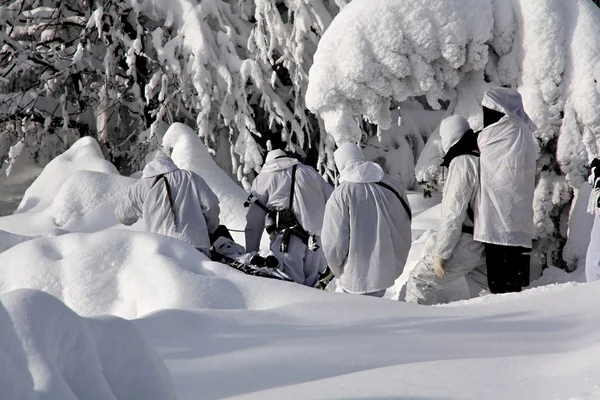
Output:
[[0, 289, 175, 400], [0, 230, 319, 319], [137, 281, 600, 400], [0, 129, 596, 400]]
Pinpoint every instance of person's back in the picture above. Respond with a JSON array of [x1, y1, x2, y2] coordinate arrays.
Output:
[[474, 87, 537, 293], [245, 150, 332, 286], [322, 143, 411, 296], [116, 157, 220, 255], [248, 159, 330, 238], [475, 88, 537, 249]]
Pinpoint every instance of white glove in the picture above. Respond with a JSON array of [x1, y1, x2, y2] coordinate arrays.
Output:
[[433, 256, 446, 279]]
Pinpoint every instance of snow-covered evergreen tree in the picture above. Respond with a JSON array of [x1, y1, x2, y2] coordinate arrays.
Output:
[[0, 0, 350, 188], [306, 0, 600, 271]]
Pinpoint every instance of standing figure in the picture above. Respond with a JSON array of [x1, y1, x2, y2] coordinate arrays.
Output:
[[475, 88, 537, 293], [585, 62, 600, 282], [321, 143, 412, 297], [244, 149, 333, 287]]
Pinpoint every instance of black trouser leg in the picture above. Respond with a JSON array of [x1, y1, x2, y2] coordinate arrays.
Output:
[[484, 244, 531, 294], [485, 244, 508, 293], [512, 247, 531, 289]]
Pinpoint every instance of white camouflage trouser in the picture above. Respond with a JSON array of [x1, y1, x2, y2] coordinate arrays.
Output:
[[270, 234, 326, 287], [405, 232, 488, 305]]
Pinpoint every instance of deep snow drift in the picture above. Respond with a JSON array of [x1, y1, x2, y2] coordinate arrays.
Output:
[[0, 134, 597, 399], [0, 137, 136, 236], [0, 289, 175, 400]]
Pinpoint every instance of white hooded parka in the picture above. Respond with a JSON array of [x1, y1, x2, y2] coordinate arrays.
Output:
[[405, 116, 487, 305], [474, 88, 537, 248], [116, 157, 220, 254], [245, 151, 333, 285], [322, 143, 412, 294]]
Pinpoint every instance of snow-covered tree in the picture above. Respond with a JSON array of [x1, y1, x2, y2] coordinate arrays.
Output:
[[0, 0, 350, 188], [306, 0, 600, 271]]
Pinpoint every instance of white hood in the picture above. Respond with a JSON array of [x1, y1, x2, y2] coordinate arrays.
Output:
[[260, 157, 300, 173], [265, 149, 287, 163], [142, 157, 179, 178], [481, 88, 537, 131], [334, 142, 384, 183], [440, 115, 471, 155], [340, 161, 384, 183]]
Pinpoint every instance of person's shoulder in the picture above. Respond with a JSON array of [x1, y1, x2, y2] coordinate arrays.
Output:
[[380, 174, 404, 192], [450, 154, 479, 169], [182, 169, 202, 180], [296, 163, 319, 176], [452, 154, 478, 165], [333, 181, 361, 200]]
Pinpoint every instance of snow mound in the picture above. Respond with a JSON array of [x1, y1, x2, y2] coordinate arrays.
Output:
[[15, 137, 118, 214], [50, 171, 136, 230], [0, 230, 317, 319], [0, 289, 176, 400], [0, 230, 32, 253], [0, 170, 138, 236], [162, 123, 248, 230], [306, 0, 492, 141]]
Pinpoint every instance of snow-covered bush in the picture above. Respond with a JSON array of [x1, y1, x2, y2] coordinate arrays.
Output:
[[307, 0, 600, 270]]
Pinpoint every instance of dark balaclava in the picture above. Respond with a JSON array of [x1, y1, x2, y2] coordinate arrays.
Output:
[[483, 106, 505, 128], [440, 129, 480, 168]]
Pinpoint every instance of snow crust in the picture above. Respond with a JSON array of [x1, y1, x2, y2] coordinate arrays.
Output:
[[0, 137, 137, 236], [0, 230, 318, 319], [0, 289, 176, 400]]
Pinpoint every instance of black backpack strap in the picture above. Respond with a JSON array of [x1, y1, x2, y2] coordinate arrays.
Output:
[[375, 181, 412, 222], [152, 174, 177, 229], [288, 164, 298, 210]]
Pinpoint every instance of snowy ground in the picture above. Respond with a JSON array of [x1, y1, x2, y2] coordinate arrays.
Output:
[[0, 133, 597, 399]]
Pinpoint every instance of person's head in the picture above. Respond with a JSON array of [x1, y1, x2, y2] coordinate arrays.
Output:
[[481, 87, 535, 130], [333, 142, 364, 173], [439, 115, 471, 156], [265, 149, 287, 163], [142, 155, 178, 178]]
